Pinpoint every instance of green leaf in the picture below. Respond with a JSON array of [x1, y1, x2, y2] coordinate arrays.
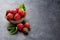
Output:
[[10, 27, 18, 35], [7, 23, 18, 35], [18, 3, 26, 11], [7, 23, 16, 27]]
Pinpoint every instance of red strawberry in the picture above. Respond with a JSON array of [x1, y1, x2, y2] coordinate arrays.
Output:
[[22, 12, 26, 17], [7, 13, 13, 20], [10, 10, 13, 13], [18, 9, 23, 16], [13, 9, 17, 14], [17, 23, 24, 30], [6, 10, 11, 15], [14, 13, 21, 21], [6, 10, 10, 13], [6, 10, 14, 13], [18, 9, 26, 17], [24, 22, 30, 29], [15, 8, 19, 11]]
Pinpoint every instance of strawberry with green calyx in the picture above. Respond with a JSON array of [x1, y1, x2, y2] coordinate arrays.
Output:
[[22, 27, 29, 33], [18, 8, 26, 17], [18, 8, 23, 16]]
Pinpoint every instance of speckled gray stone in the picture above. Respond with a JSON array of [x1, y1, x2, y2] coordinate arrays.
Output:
[[0, 0, 60, 40]]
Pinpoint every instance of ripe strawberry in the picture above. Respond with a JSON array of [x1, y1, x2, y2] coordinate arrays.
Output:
[[6, 10, 11, 15], [7, 13, 13, 20], [10, 10, 13, 13], [6, 10, 14, 13], [22, 12, 26, 17], [17, 23, 24, 30], [24, 22, 30, 29], [18, 9, 26, 17], [15, 8, 19, 11], [14, 13, 21, 21], [13, 9, 17, 14], [6, 10, 10, 13], [18, 9, 23, 16]]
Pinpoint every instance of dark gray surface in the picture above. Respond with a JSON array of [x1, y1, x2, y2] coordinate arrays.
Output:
[[0, 0, 60, 40]]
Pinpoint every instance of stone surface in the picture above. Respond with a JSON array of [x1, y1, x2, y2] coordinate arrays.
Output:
[[0, 0, 60, 40]]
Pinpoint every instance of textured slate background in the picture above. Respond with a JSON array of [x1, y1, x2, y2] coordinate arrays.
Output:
[[0, 0, 60, 40]]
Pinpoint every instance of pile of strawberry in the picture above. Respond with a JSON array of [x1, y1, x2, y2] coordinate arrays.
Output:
[[7, 21, 30, 35], [17, 22, 30, 33], [6, 4, 30, 35], [6, 8, 26, 21]]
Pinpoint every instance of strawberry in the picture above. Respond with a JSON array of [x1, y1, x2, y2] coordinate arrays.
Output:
[[22, 27, 28, 33], [6, 10, 10, 13], [15, 8, 19, 11], [6, 10, 14, 13], [17, 23, 24, 30], [6, 10, 11, 15], [7, 13, 13, 20], [18, 8, 23, 16], [22, 11, 26, 17], [14, 13, 21, 21], [13, 9, 17, 14], [24, 22, 30, 29], [18, 9, 26, 17]]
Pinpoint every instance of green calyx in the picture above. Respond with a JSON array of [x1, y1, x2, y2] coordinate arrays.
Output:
[[24, 27, 28, 33], [18, 3, 26, 11]]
